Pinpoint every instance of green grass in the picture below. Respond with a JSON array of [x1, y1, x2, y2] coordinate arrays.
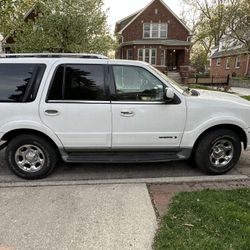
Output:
[[189, 84, 233, 93], [154, 189, 250, 250], [189, 84, 216, 91], [241, 96, 250, 101]]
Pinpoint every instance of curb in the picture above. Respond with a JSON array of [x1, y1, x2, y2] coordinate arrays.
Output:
[[0, 175, 248, 188]]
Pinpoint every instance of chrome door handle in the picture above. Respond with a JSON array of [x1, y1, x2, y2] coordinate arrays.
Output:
[[120, 110, 134, 117], [44, 110, 59, 116]]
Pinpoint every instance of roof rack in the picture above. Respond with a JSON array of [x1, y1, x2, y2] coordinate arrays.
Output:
[[0, 53, 108, 59]]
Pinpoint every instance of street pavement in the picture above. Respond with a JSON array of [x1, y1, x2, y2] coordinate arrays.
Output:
[[0, 150, 249, 183]]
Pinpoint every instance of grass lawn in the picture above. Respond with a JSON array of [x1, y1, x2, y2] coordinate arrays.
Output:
[[189, 84, 216, 91], [189, 84, 233, 93], [241, 96, 250, 101], [154, 189, 250, 250]]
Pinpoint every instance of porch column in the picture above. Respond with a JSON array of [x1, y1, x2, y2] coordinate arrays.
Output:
[[184, 47, 190, 65]]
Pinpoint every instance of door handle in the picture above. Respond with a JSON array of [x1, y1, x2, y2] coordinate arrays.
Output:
[[120, 110, 134, 117], [44, 110, 60, 116]]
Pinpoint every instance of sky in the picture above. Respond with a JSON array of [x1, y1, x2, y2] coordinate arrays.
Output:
[[103, 0, 182, 32]]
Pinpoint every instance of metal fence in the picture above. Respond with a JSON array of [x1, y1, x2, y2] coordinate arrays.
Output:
[[187, 75, 230, 86]]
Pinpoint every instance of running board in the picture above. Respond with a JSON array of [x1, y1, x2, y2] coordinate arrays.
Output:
[[63, 149, 192, 163]]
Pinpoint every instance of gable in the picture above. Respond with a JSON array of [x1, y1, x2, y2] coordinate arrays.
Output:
[[116, 0, 191, 35], [115, 11, 140, 33]]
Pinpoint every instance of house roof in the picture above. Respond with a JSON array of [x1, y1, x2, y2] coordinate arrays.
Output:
[[115, 0, 191, 35], [211, 47, 249, 59], [115, 11, 141, 33], [120, 39, 192, 47]]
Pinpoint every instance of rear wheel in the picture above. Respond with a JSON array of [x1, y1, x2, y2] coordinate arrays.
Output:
[[194, 129, 241, 174], [6, 134, 58, 179]]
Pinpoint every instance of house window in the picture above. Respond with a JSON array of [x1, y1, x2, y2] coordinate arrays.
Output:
[[127, 49, 133, 60], [235, 56, 241, 68], [216, 58, 221, 66], [138, 48, 157, 65], [226, 57, 230, 69], [143, 23, 168, 38]]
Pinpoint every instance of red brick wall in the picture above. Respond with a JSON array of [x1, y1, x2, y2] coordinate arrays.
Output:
[[210, 54, 250, 77], [122, 0, 189, 42]]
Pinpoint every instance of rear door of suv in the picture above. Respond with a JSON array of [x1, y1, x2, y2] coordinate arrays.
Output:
[[40, 60, 112, 151]]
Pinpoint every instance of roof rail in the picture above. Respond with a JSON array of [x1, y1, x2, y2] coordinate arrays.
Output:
[[0, 53, 108, 59]]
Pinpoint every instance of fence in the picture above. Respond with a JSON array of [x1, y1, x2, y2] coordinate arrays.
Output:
[[187, 75, 230, 86]]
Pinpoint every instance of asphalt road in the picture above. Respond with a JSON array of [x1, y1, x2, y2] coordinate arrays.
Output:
[[0, 149, 249, 183]]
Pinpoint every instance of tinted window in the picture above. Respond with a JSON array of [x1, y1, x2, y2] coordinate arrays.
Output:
[[0, 64, 36, 102], [48, 64, 105, 101], [48, 65, 64, 100], [113, 66, 164, 101]]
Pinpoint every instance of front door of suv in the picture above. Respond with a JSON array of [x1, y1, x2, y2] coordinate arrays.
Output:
[[40, 62, 112, 151], [110, 64, 186, 149]]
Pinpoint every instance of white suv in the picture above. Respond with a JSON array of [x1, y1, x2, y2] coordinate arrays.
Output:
[[0, 53, 250, 179]]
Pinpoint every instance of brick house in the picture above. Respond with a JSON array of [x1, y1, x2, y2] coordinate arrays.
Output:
[[210, 38, 250, 78], [115, 0, 192, 74]]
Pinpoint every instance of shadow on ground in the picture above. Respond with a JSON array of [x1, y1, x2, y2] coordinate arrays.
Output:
[[0, 150, 249, 183]]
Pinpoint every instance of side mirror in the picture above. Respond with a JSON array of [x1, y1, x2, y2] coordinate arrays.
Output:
[[165, 87, 175, 100]]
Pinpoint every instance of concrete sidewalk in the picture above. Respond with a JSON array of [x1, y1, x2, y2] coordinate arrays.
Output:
[[0, 184, 157, 250], [231, 87, 250, 96]]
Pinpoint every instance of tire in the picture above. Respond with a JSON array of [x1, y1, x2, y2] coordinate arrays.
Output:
[[5, 134, 58, 179], [194, 129, 241, 175]]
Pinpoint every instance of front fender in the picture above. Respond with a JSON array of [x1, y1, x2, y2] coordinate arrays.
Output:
[[180, 116, 248, 148]]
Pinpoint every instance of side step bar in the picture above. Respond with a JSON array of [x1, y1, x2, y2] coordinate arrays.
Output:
[[63, 149, 192, 163]]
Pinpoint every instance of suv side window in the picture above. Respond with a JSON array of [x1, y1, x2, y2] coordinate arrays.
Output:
[[0, 64, 45, 102], [48, 64, 106, 101], [112, 65, 164, 101]]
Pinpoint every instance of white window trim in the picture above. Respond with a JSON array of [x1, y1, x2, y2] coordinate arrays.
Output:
[[138, 48, 157, 65], [143, 23, 168, 39], [235, 55, 241, 69]]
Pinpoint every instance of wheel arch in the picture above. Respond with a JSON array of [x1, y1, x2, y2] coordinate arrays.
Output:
[[192, 124, 247, 153], [1, 129, 62, 158]]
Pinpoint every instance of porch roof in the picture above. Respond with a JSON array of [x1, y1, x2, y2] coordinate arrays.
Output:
[[120, 39, 192, 47]]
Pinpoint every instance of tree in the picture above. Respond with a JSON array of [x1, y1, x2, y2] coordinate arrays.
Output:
[[227, 0, 250, 52], [190, 44, 209, 72], [180, 0, 241, 72], [0, 0, 35, 36], [12, 0, 115, 54]]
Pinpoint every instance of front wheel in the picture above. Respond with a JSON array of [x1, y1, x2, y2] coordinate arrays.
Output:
[[6, 134, 58, 179], [194, 129, 242, 174]]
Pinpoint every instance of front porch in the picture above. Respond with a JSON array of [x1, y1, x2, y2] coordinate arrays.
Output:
[[118, 42, 191, 74]]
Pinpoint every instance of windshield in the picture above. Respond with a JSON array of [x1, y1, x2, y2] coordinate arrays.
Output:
[[148, 65, 187, 94]]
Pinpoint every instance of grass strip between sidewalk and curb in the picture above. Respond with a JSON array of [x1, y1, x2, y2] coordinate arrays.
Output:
[[153, 188, 250, 250], [241, 95, 250, 101]]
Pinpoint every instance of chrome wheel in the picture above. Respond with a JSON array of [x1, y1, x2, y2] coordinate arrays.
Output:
[[15, 144, 45, 173], [209, 139, 234, 168]]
